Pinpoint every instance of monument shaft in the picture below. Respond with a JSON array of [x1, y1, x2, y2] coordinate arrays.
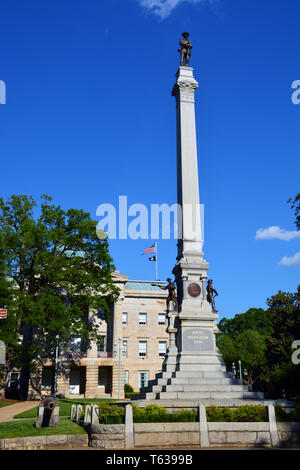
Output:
[[172, 66, 203, 259]]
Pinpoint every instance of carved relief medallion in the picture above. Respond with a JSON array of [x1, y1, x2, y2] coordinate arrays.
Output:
[[187, 283, 201, 297]]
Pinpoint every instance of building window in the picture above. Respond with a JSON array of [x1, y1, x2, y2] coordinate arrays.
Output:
[[139, 313, 147, 325], [122, 312, 127, 324], [159, 341, 167, 356], [158, 313, 166, 325], [139, 340, 147, 357], [124, 371, 128, 385], [41, 367, 54, 390], [122, 340, 128, 357], [69, 337, 81, 352], [139, 371, 148, 388], [97, 335, 106, 352]]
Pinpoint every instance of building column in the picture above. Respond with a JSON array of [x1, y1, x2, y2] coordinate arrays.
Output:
[[85, 360, 99, 398], [56, 362, 70, 398], [111, 362, 124, 399]]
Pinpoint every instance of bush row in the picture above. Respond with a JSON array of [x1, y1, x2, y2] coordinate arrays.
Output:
[[206, 405, 267, 422], [77, 403, 274, 423]]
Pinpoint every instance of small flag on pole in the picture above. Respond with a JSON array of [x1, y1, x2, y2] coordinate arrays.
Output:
[[0, 309, 7, 319], [148, 256, 156, 262], [142, 243, 156, 255]]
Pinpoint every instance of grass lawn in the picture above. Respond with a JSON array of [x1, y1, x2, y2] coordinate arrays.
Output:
[[0, 402, 13, 408], [13, 398, 118, 419], [0, 417, 86, 439]]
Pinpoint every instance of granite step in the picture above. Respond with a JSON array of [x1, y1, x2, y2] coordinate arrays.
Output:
[[175, 364, 227, 372], [157, 391, 264, 400], [174, 370, 232, 378], [169, 377, 237, 385], [163, 384, 250, 392]]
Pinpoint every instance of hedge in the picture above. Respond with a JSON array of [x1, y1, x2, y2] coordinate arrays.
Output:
[[78, 404, 270, 423]]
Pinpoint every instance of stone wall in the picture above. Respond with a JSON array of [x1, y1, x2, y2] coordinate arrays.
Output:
[[0, 434, 88, 450], [89, 421, 300, 449], [1, 421, 299, 450]]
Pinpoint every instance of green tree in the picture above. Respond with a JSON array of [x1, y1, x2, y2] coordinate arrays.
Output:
[[0, 194, 119, 396], [0, 232, 14, 396], [218, 308, 273, 339], [0, 232, 11, 307], [235, 330, 267, 385], [266, 287, 300, 367], [216, 333, 237, 369]]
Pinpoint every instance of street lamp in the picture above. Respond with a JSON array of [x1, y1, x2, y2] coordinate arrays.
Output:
[[53, 334, 59, 399], [113, 337, 122, 400], [238, 359, 243, 384], [118, 336, 122, 400]]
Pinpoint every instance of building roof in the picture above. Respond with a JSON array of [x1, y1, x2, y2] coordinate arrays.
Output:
[[125, 280, 166, 291]]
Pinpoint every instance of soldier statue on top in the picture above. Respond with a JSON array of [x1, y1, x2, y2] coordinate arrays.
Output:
[[178, 31, 192, 67]]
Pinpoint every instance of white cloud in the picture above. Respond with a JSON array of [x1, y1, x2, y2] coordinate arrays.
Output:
[[137, 0, 215, 19], [255, 226, 300, 241], [279, 252, 300, 267]]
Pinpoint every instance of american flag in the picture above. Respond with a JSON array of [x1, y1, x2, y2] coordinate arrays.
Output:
[[0, 309, 7, 319], [142, 243, 156, 255]]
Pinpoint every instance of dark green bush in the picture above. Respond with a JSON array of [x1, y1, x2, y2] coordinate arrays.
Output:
[[234, 405, 267, 422], [206, 406, 235, 422], [97, 404, 125, 424], [78, 403, 274, 424], [132, 405, 197, 423], [275, 404, 300, 422], [124, 383, 134, 394], [206, 405, 267, 422]]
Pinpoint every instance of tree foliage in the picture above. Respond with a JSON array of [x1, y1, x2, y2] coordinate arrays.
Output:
[[0, 194, 119, 375], [266, 287, 300, 366], [288, 192, 300, 230], [218, 308, 273, 339], [217, 287, 300, 397]]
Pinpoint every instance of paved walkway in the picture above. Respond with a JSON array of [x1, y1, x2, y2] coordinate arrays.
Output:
[[0, 401, 40, 422]]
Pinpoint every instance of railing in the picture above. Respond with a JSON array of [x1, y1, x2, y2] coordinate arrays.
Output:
[[97, 352, 113, 358], [68, 351, 87, 359]]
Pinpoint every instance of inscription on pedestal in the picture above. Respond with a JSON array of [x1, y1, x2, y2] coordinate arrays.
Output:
[[182, 328, 214, 351]]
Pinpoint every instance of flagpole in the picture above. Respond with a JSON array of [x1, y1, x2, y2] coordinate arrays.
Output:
[[155, 241, 158, 281]]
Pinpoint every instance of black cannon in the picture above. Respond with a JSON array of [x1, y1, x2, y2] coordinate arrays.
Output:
[[41, 397, 56, 411], [36, 396, 60, 427]]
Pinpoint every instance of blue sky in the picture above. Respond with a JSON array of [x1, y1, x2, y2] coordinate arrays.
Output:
[[0, 0, 299, 319]]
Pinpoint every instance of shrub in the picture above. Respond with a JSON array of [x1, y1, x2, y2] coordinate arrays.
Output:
[[275, 404, 300, 422], [206, 405, 267, 422], [132, 405, 197, 423], [206, 406, 235, 422], [234, 405, 266, 422], [97, 404, 125, 424], [124, 383, 134, 394]]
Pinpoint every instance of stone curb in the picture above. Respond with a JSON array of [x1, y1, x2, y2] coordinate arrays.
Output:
[[0, 433, 88, 450]]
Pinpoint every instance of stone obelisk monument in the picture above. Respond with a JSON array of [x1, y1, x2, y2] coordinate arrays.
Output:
[[132, 33, 264, 403]]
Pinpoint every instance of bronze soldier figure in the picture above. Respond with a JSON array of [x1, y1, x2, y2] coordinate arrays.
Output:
[[178, 32, 192, 66], [207, 279, 218, 313], [152, 278, 177, 312]]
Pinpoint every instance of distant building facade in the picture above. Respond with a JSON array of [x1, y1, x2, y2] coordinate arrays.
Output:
[[6, 273, 169, 400]]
